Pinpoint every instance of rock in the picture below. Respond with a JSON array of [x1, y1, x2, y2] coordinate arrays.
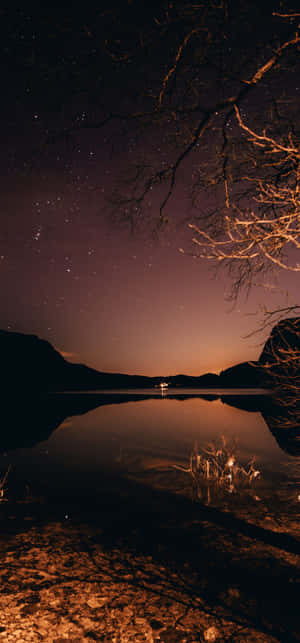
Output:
[[160, 627, 188, 642], [150, 618, 164, 630], [87, 596, 107, 609], [203, 626, 220, 641]]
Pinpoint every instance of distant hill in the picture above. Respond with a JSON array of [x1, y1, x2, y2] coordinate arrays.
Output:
[[0, 330, 155, 391], [0, 330, 225, 391], [4, 323, 296, 392], [219, 361, 264, 388], [168, 372, 220, 387], [1, 330, 66, 390]]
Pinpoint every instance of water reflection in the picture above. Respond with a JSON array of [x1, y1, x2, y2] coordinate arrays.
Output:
[[168, 436, 262, 506], [1, 392, 298, 642], [0, 389, 299, 519], [1, 389, 299, 458]]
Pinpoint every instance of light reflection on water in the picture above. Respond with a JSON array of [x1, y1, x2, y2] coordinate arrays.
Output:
[[1, 390, 298, 507], [50, 396, 278, 466]]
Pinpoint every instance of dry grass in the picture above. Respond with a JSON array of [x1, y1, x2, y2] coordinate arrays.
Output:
[[171, 436, 261, 503], [0, 465, 11, 502]]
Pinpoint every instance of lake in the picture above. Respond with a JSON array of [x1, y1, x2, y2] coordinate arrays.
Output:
[[1, 388, 299, 642], [1, 388, 299, 523]]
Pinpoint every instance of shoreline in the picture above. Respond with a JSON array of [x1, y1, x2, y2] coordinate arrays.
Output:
[[0, 470, 299, 641]]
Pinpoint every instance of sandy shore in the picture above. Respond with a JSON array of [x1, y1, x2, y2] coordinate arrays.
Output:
[[0, 470, 299, 642]]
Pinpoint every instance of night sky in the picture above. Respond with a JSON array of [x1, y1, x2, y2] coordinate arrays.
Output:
[[1, 3, 299, 376]]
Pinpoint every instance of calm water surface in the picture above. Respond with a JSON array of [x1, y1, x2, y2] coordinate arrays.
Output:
[[1, 389, 299, 516]]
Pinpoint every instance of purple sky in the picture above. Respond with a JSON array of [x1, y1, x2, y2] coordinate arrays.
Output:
[[1, 128, 298, 376], [1, 5, 299, 376]]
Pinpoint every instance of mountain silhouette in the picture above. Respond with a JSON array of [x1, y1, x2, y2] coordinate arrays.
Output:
[[260, 317, 300, 366], [0, 329, 266, 391], [1, 322, 300, 456], [219, 361, 263, 387]]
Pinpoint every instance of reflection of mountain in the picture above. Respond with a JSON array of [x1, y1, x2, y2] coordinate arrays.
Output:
[[2, 392, 194, 451], [1, 391, 300, 458], [261, 413, 300, 457], [219, 395, 300, 457], [1, 392, 210, 450], [0, 394, 111, 450]]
